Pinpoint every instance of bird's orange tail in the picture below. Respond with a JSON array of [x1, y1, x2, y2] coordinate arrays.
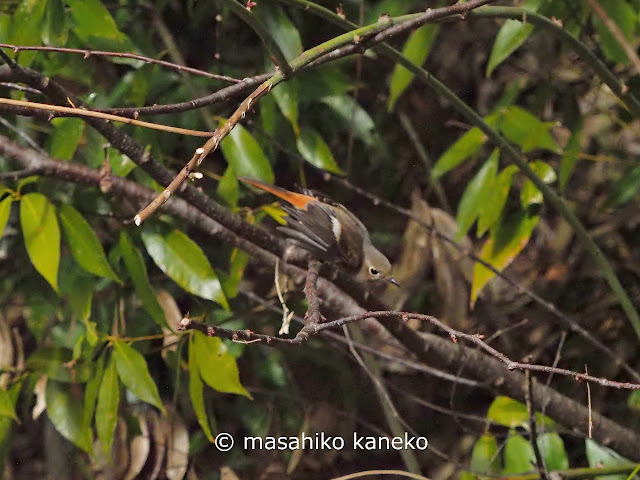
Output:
[[238, 177, 315, 209]]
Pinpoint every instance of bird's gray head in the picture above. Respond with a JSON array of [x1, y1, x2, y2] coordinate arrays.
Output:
[[362, 245, 399, 286]]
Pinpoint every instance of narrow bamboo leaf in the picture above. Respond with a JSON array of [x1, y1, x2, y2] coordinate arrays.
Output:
[[606, 164, 640, 207], [478, 165, 518, 237], [113, 340, 164, 412], [253, 5, 303, 61], [592, 0, 637, 64], [96, 356, 120, 455], [65, 0, 133, 52], [388, 24, 440, 111], [470, 433, 500, 474], [193, 331, 250, 397], [141, 229, 228, 309], [189, 334, 214, 442], [521, 160, 557, 208], [48, 118, 85, 161], [217, 166, 239, 208], [498, 106, 560, 153], [296, 127, 344, 175], [220, 123, 274, 184], [432, 128, 486, 179], [272, 79, 299, 135], [538, 433, 569, 470], [8, 0, 48, 66], [119, 231, 166, 327], [319, 96, 377, 147], [0, 197, 13, 238], [0, 390, 17, 421], [59, 204, 121, 282], [82, 355, 104, 427], [20, 193, 60, 292], [486, 20, 534, 76], [559, 123, 583, 191], [456, 150, 499, 238], [471, 210, 539, 304], [503, 432, 536, 474], [296, 66, 354, 101], [42, 0, 68, 45], [46, 380, 93, 453]]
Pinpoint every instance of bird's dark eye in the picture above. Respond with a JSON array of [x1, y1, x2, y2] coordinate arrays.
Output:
[[369, 267, 378, 276]]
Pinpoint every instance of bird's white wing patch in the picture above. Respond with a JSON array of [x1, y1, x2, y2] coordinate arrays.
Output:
[[331, 215, 342, 242]]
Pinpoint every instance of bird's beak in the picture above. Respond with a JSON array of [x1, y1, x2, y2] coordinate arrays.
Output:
[[384, 276, 400, 288]]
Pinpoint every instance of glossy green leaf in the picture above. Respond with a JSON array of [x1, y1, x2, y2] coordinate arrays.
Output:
[[503, 432, 536, 474], [20, 193, 60, 292], [586, 439, 632, 480], [48, 118, 85, 161], [108, 148, 137, 177], [119, 231, 166, 327], [8, 0, 47, 66], [142, 229, 228, 309], [319, 95, 377, 147], [46, 380, 93, 453], [296, 66, 354, 101], [296, 127, 344, 175], [220, 123, 274, 184], [498, 106, 560, 153], [0, 389, 17, 421], [193, 331, 250, 397], [559, 123, 583, 191], [65, 0, 132, 52], [42, 0, 68, 45], [59, 204, 121, 282], [223, 249, 249, 299], [27, 347, 92, 383], [486, 396, 555, 429], [272, 79, 299, 135], [478, 165, 517, 237], [113, 340, 164, 412], [189, 334, 214, 442], [96, 356, 120, 455], [432, 128, 486, 179], [83, 355, 104, 427], [388, 24, 440, 111], [592, 0, 637, 64], [537, 433, 569, 470], [218, 166, 239, 208], [521, 161, 557, 208], [470, 433, 500, 474], [606, 164, 640, 207], [486, 20, 534, 76], [0, 196, 13, 239], [456, 150, 499, 238], [254, 5, 303, 61]]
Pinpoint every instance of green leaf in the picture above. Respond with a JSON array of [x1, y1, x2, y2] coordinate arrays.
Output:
[[470, 433, 501, 474], [113, 340, 164, 412], [20, 193, 60, 292], [486, 20, 535, 76], [592, 0, 637, 64], [456, 150, 499, 238], [59, 204, 121, 282], [296, 127, 344, 175], [48, 118, 85, 161], [586, 439, 632, 480], [537, 433, 569, 470], [0, 381, 21, 473], [559, 123, 583, 191], [83, 355, 104, 427], [253, 5, 302, 61], [432, 128, 486, 179], [8, 0, 48, 66], [220, 123, 274, 184], [96, 356, 120, 455], [478, 165, 518, 237], [498, 106, 560, 153], [319, 95, 377, 147], [606, 164, 640, 207], [119, 231, 166, 327], [192, 331, 250, 397], [223, 249, 249, 299], [189, 335, 214, 442], [520, 160, 557, 208], [486, 396, 555, 429], [42, 0, 68, 45], [218, 166, 239, 208], [272, 79, 299, 135], [388, 24, 440, 111], [142, 229, 228, 309], [0, 389, 17, 421], [108, 148, 137, 177], [627, 390, 640, 410], [503, 432, 536, 475], [46, 380, 93, 453], [65, 0, 132, 52], [0, 196, 13, 239], [296, 66, 354, 102]]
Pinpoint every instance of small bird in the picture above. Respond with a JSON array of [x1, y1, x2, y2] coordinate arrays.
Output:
[[239, 177, 398, 286]]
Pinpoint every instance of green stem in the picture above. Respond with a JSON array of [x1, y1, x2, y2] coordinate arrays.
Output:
[[276, 0, 640, 341]]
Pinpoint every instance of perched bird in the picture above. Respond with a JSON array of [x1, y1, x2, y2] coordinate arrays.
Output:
[[239, 177, 398, 286]]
